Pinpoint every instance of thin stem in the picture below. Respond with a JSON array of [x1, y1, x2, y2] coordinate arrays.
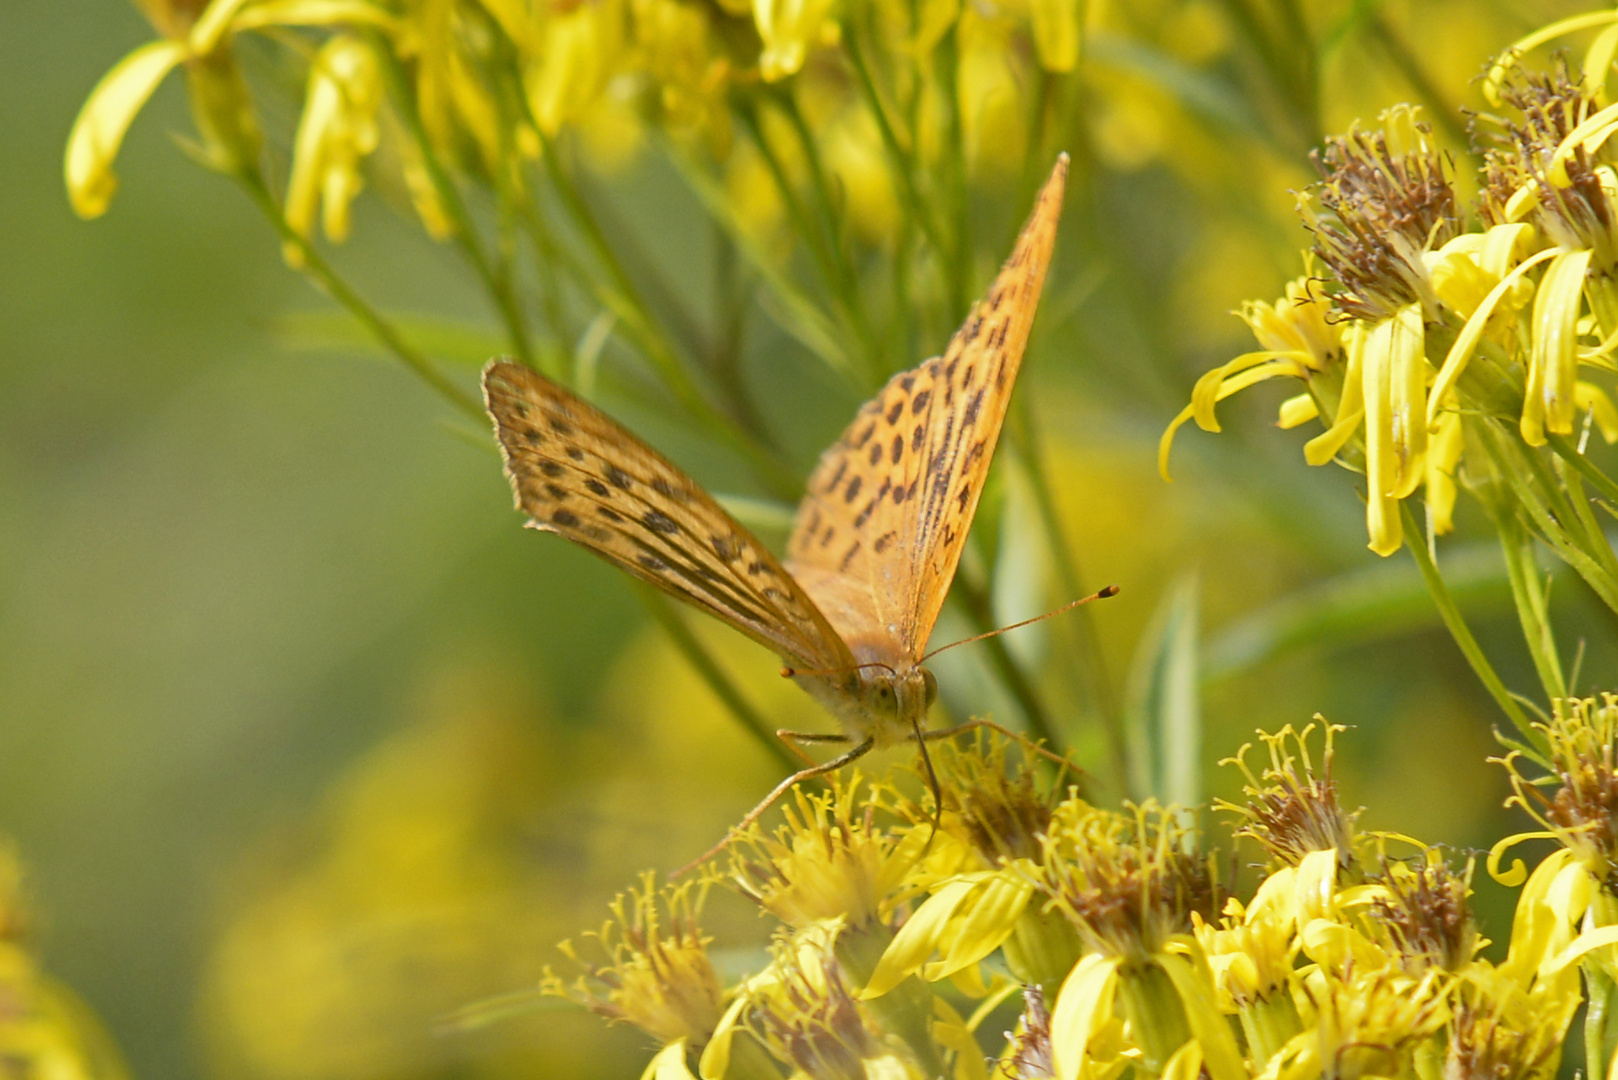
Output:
[[1399, 503, 1539, 747], [641, 589, 801, 773], [239, 175, 482, 420], [1495, 514, 1566, 702], [1547, 432, 1618, 507]]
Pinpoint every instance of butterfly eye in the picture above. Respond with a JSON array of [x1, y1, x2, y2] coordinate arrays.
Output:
[[921, 669, 938, 706]]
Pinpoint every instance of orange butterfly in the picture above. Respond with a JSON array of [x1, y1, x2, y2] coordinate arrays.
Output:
[[485, 157, 1090, 860]]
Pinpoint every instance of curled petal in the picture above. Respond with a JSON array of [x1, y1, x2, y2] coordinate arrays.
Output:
[[64, 39, 188, 218]]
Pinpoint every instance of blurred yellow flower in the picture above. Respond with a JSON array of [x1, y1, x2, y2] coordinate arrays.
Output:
[[284, 34, 384, 265]]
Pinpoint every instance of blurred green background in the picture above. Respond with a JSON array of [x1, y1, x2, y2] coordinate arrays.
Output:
[[6, 1, 1616, 1077]]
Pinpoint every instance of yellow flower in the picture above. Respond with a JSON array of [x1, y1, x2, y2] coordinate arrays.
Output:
[[525, 0, 630, 137], [1218, 721, 1362, 875], [65, 0, 396, 218], [283, 34, 384, 266], [753, 0, 838, 81], [728, 772, 924, 932], [544, 872, 727, 1049], [1285, 964, 1450, 1080]]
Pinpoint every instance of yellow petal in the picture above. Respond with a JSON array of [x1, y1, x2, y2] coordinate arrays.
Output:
[[1295, 849, 1338, 923], [1159, 951, 1245, 1080], [1361, 315, 1404, 555], [1385, 304, 1427, 500], [861, 877, 982, 999], [1303, 323, 1367, 467], [696, 995, 749, 1080], [1429, 248, 1558, 428], [1051, 953, 1121, 1080], [189, 0, 255, 54], [1576, 382, 1618, 443], [231, 0, 402, 33], [64, 39, 188, 218], [1277, 393, 1318, 430], [1526, 248, 1593, 444], [926, 873, 1034, 982], [644, 1040, 697, 1080], [1541, 924, 1618, 977]]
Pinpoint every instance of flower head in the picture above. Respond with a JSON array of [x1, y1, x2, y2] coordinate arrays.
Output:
[[1302, 105, 1458, 323], [1499, 693, 1618, 890], [1220, 720, 1362, 875], [744, 923, 911, 1080], [729, 772, 923, 930], [542, 872, 725, 1047], [1035, 801, 1216, 963], [1371, 854, 1478, 975]]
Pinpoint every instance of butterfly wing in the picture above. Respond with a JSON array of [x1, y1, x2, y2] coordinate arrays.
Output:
[[785, 154, 1068, 663], [484, 361, 858, 674]]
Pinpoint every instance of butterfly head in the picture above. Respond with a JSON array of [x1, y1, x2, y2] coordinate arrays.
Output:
[[854, 663, 938, 748]]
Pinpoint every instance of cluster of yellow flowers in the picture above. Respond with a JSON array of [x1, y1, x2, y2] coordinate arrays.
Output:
[[1162, 21, 1618, 562], [543, 706, 1618, 1080]]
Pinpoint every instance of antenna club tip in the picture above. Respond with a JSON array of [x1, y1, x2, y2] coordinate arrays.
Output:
[[780, 666, 796, 678], [1099, 584, 1121, 598]]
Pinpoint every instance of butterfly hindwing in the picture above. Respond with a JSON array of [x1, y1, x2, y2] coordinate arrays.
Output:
[[484, 361, 857, 674], [785, 155, 1068, 663]]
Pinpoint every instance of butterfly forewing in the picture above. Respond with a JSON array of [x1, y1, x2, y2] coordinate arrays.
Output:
[[786, 155, 1069, 663], [484, 361, 858, 674]]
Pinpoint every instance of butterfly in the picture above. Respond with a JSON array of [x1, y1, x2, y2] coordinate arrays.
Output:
[[484, 156, 1078, 858]]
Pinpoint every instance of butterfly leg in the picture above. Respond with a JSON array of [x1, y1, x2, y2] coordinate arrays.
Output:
[[776, 729, 851, 767], [671, 738, 876, 879]]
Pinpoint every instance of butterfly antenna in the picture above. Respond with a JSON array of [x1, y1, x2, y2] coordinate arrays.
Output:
[[920, 585, 1120, 664]]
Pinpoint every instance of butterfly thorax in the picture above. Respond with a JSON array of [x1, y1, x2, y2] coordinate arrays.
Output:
[[791, 662, 937, 750]]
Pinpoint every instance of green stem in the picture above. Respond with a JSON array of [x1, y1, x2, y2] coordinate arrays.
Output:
[[239, 176, 482, 420], [641, 590, 801, 773], [1399, 503, 1538, 747], [1495, 515, 1566, 703], [1547, 432, 1618, 507]]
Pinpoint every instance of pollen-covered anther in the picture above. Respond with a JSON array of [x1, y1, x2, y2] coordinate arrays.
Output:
[[1476, 61, 1618, 269], [896, 728, 1067, 867], [1372, 856, 1478, 974], [1501, 694, 1618, 887], [728, 772, 921, 930], [1034, 801, 1217, 962], [748, 933, 885, 1080], [1302, 105, 1458, 322], [1219, 720, 1362, 874]]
